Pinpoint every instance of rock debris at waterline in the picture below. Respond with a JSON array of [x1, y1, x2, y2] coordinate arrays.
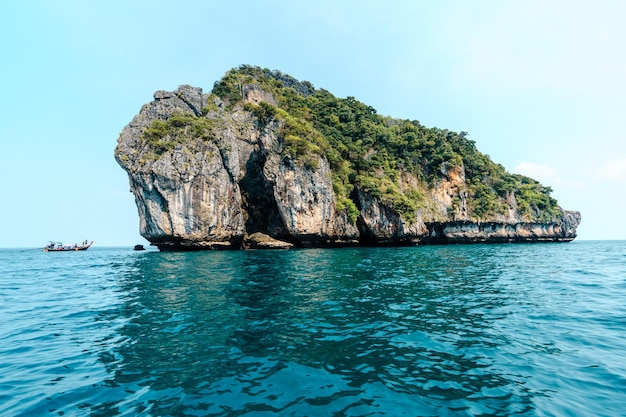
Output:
[[114, 66, 580, 251]]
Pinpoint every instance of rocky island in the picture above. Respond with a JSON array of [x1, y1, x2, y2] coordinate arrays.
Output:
[[115, 65, 580, 250]]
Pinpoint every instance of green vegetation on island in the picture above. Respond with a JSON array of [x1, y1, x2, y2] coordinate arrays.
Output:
[[142, 113, 215, 155], [143, 65, 561, 224]]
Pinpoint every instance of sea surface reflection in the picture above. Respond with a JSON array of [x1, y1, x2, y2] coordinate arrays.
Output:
[[101, 247, 541, 415]]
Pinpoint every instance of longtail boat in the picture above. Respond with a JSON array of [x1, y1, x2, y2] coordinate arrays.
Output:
[[44, 240, 93, 252]]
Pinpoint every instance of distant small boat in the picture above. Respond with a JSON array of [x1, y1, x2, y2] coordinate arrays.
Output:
[[133, 244, 145, 251], [44, 240, 93, 252]]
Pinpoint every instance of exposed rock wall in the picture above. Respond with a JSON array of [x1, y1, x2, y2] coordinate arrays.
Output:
[[424, 209, 582, 244], [115, 85, 581, 250]]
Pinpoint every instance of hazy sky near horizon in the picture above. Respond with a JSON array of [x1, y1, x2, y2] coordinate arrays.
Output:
[[1, 0, 625, 247]]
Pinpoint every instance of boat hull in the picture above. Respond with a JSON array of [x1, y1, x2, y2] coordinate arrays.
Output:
[[43, 241, 93, 252]]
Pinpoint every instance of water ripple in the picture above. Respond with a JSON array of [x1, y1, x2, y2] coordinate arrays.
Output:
[[1, 242, 626, 416]]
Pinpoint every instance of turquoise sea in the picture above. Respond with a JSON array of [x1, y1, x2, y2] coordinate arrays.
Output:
[[1, 241, 625, 416]]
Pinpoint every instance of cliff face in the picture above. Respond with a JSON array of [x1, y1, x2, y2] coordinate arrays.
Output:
[[115, 69, 580, 250]]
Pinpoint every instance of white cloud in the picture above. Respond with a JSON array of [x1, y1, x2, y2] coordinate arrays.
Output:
[[596, 158, 626, 181]]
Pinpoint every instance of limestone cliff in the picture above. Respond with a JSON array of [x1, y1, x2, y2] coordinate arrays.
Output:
[[115, 66, 580, 250]]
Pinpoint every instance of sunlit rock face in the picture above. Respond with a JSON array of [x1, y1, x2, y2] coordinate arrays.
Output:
[[115, 82, 580, 250]]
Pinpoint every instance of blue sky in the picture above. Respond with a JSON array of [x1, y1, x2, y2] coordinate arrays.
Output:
[[1, 0, 625, 247]]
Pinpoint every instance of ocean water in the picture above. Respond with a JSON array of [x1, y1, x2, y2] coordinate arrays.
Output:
[[1, 242, 625, 416]]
